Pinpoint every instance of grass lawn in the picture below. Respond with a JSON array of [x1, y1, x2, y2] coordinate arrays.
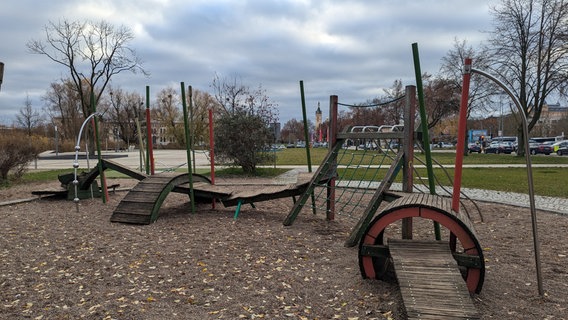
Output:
[[276, 148, 568, 198], [9, 149, 568, 198]]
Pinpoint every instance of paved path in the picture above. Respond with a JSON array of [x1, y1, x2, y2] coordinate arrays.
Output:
[[29, 150, 211, 170], [29, 150, 568, 216]]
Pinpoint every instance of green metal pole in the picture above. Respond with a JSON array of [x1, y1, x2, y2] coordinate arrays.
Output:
[[299, 80, 317, 214], [300, 81, 313, 171], [91, 90, 107, 203], [181, 83, 195, 213], [189, 89, 196, 173], [412, 42, 441, 240]]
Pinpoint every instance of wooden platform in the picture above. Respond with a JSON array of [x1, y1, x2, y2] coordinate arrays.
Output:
[[388, 239, 480, 320], [110, 172, 315, 225]]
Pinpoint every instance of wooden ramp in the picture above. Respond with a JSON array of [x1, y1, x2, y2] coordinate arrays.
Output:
[[388, 239, 480, 320], [110, 173, 217, 224]]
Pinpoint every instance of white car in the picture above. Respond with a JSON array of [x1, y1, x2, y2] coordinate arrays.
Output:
[[551, 140, 568, 152]]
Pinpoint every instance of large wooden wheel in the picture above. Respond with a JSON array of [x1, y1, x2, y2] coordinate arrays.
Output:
[[358, 194, 485, 294]]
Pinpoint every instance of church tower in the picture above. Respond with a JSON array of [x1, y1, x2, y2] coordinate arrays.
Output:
[[315, 102, 322, 142]]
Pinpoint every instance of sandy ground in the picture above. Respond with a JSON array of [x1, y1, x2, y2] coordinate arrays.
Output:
[[1, 178, 567, 319]]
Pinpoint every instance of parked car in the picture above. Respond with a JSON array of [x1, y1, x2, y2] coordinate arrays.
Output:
[[557, 142, 568, 156], [437, 142, 454, 148], [552, 140, 568, 153], [491, 136, 518, 152], [530, 141, 553, 155], [468, 143, 482, 153], [485, 141, 514, 154]]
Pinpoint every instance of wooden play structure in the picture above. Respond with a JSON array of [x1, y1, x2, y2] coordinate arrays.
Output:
[[283, 46, 492, 318], [284, 51, 544, 318], [281, 85, 483, 318], [61, 45, 543, 318], [68, 73, 485, 319], [67, 158, 321, 224]]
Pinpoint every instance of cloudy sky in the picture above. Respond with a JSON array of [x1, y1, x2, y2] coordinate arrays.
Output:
[[0, 0, 494, 126]]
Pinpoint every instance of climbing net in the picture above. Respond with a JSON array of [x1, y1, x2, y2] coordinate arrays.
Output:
[[298, 131, 482, 225], [306, 131, 402, 220]]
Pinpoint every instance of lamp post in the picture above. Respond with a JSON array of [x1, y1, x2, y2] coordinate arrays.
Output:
[[55, 125, 59, 156], [113, 127, 119, 152]]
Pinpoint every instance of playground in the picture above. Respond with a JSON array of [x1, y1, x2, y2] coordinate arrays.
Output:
[[2, 53, 568, 319], [0, 179, 567, 319]]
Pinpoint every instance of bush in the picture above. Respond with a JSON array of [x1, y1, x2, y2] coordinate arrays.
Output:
[[0, 131, 44, 182], [214, 111, 274, 174]]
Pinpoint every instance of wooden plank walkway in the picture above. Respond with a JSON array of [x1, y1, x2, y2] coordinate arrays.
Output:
[[388, 239, 480, 320], [111, 173, 217, 224]]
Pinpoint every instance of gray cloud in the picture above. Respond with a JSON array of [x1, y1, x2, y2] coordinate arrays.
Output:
[[0, 0, 492, 126]]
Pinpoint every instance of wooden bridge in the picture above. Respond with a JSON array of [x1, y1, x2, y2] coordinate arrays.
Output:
[[110, 172, 221, 224], [359, 193, 484, 319], [107, 166, 316, 224]]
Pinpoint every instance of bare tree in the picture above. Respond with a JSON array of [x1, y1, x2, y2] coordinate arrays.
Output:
[[281, 118, 311, 144], [42, 80, 83, 142], [487, 0, 568, 154], [16, 95, 43, 136], [379, 79, 406, 125], [153, 87, 183, 147], [440, 39, 498, 154], [108, 87, 145, 149], [211, 73, 248, 115], [28, 18, 147, 149], [190, 89, 222, 148], [422, 74, 461, 130], [440, 38, 496, 119]]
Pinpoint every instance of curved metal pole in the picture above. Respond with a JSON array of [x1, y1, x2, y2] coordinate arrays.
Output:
[[471, 67, 543, 296], [73, 112, 103, 212]]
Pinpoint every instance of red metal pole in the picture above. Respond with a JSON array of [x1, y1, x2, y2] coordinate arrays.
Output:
[[452, 58, 472, 213], [209, 109, 216, 209]]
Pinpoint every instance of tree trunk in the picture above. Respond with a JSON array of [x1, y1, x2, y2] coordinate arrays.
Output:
[[516, 126, 525, 156]]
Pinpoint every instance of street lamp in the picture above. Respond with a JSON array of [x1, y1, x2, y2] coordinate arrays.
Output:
[[499, 99, 503, 137], [55, 125, 59, 156]]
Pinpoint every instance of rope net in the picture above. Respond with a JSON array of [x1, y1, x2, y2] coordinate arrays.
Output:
[[306, 135, 400, 219], [298, 137, 482, 224]]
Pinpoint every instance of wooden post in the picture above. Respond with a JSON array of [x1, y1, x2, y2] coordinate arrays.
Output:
[[145, 86, 155, 175], [181, 83, 195, 214], [326, 95, 338, 221], [401, 85, 416, 239], [209, 109, 216, 209]]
